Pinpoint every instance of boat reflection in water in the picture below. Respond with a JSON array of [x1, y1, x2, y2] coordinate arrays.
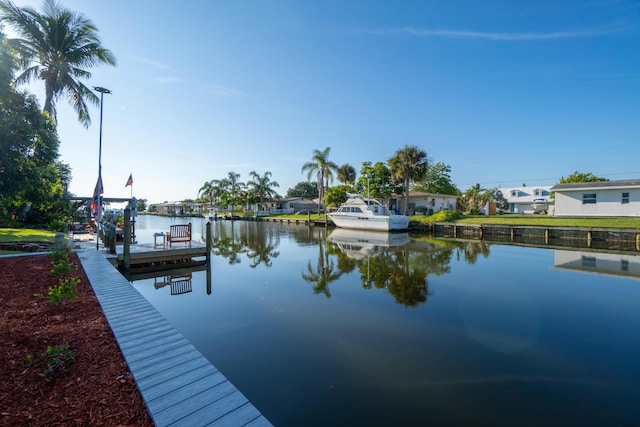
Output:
[[326, 228, 410, 260]]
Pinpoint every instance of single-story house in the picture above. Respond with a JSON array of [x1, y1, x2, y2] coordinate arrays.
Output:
[[550, 179, 640, 217], [394, 191, 458, 215], [495, 186, 553, 214], [154, 201, 202, 216], [264, 197, 317, 214]]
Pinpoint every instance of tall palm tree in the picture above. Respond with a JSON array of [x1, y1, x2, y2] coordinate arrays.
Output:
[[0, 0, 116, 127], [388, 145, 428, 215], [198, 179, 223, 207], [301, 147, 338, 214], [246, 171, 279, 211], [337, 163, 356, 184], [220, 171, 244, 216]]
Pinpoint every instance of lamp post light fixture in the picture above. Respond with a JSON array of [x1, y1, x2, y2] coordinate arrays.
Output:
[[94, 86, 111, 249]]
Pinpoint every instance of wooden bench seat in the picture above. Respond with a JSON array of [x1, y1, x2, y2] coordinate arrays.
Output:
[[168, 223, 191, 247]]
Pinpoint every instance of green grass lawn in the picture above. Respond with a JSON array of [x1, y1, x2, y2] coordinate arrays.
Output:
[[0, 228, 60, 255], [410, 214, 640, 229], [0, 228, 58, 243]]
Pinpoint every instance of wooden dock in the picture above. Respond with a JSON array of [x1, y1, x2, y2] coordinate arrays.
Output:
[[77, 249, 272, 426], [114, 243, 208, 273]]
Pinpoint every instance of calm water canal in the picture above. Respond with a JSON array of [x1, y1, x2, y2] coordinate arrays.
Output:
[[130, 215, 640, 426]]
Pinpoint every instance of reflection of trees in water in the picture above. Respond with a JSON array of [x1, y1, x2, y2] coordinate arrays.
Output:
[[208, 221, 283, 267], [327, 237, 485, 307], [455, 241, 491, 264], [301, 237, 343, 298]]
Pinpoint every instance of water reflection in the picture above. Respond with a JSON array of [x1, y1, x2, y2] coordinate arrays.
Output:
[[301, 229, 342, 298], [325, 229, 493, 307], [128, 218, 640, 426], [128, 264, 210, 294], [554, 249, 640, 279]]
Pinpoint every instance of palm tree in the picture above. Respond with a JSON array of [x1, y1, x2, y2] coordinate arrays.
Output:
[[246, 171, 279, 211], [388, 145, 428, 215], [220, 172, 244, 216], [337, 163, 356, 184], [464, 183, 489, 214], [0, 0, 116, 127], [301, 147, 338, 214], [198, 179, 223, 207]]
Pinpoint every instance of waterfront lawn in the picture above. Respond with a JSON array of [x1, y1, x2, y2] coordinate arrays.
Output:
[[0, 228, 59, 255], [412, 214, 640, 229], [0, 228, 58, 243]]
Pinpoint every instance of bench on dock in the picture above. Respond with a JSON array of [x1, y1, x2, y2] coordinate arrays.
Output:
[[168, 223, 191, 247]]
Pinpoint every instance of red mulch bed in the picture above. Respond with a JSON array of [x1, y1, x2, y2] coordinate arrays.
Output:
[[0, 252, 153, 426]]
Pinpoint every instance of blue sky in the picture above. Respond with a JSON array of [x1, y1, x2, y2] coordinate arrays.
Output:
[[6, 0, 640, 204]]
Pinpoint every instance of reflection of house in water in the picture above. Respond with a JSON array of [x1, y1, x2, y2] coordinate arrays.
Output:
[[154, 273, 193, 295], [554, 250, 640, 280], [327, 229, 410, 260]]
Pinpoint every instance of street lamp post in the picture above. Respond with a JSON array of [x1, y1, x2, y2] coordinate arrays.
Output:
[[94, 86, 111, 250]]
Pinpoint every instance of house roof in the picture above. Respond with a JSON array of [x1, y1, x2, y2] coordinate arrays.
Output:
[[497, 186, 553, 204], [550, 179, 640, 191], [407, 191, 457, 199]]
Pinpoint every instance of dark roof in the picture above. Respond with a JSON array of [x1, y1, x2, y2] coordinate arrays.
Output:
[[550, 179, 640, 191]]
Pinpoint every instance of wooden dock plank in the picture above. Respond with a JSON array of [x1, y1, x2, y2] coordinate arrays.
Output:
[[154, 381, 239, 426], [77, 249, 272, 427], [135, 356, 211, 389]]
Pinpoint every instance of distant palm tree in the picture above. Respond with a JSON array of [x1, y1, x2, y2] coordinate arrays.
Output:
[[247, 171, 279, 211], [388, 145, 428, 215], [464, 183, 490, 215], [0, 0, 116, 127], [220, 171, 244, 216], [301, 147, 338, 214], [198, 179, 223, 207], [337, 163, 356, 184]]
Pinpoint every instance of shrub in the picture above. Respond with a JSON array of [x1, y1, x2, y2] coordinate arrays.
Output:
[[24, 343, 75, 378]]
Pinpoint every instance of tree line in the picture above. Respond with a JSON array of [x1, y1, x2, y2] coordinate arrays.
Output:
[[0, 0, 116, 228]]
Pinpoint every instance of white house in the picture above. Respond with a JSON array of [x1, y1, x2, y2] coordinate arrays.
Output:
[[550, 179, 640, 217], [399, 191, 458, 215], [496, 186, 553, 214]]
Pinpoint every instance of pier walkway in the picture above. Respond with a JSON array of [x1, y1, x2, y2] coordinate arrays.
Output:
[[77, 249, 272, 426]]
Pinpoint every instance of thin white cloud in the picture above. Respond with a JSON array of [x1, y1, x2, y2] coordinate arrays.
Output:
[[358, 26, 629, 41], [126, 53, 177, 72], [204, 84, 249, 98], [152, 76, 183, 85]]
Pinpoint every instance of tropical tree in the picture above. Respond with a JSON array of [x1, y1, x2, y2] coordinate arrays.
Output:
[[0, 0, 116, 127], [487, 188, 509, 212], [324, 184, 352, 209], [388, 145, 428, 214], [198, 179, 223, 207], [0, 30, 67, 226], [337, 163, 356, 184], [219, 172, 244, 215], [286, 181, 318, 198], [301, 147, 338, 214], [246, 171, 279, 210], [464, 183, 490, 215], [559, 171, 609, 184], [412, 161, 458, 195], [355, 161, 398, 204]]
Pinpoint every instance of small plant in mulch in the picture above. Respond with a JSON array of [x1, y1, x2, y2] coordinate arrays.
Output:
[[24, 343, 76, 378], [39, 248, 80, 303]]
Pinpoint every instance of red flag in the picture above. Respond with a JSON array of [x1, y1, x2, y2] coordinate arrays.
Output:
[[125, 173, 133, 187], [91, 175, 104, 221]]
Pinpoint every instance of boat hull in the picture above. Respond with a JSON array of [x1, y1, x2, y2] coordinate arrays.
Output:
[[328, 213, 409, 231]]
